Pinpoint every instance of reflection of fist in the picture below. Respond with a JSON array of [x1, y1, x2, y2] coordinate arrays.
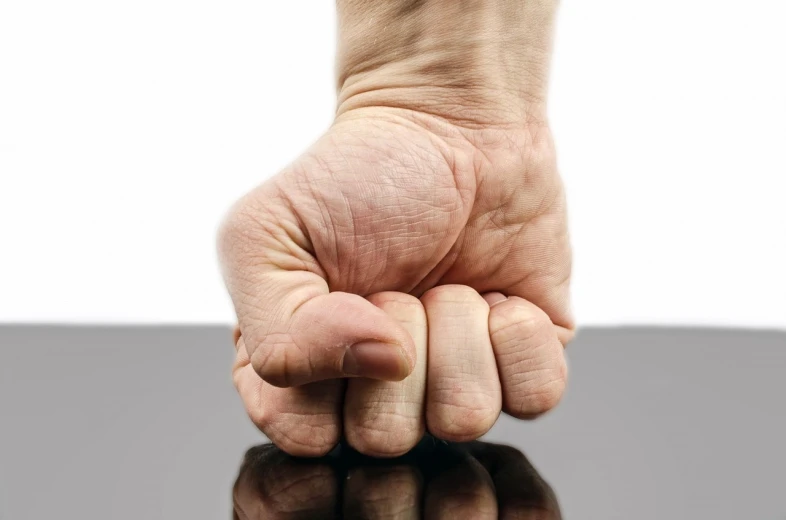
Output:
[[219, 0, 572, 456], [232, 439, 562, 519]]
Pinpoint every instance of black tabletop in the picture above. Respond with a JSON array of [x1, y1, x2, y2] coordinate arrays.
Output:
[[1, 326, 784, 519]]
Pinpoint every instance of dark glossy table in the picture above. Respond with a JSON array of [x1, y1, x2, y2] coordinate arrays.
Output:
[[1, 326, 784, 519]]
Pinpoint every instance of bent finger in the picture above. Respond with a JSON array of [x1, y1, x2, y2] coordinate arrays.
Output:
[[344, 292, 428, 457], [233, 333, 343, 457], [484, 295, 567, 419], [219, 193, 415, 387]]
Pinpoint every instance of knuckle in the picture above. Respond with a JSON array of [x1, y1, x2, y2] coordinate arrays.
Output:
[[264, 412, 340, 457], [347, 415, 423, 457], [428, 391, 500, 441], [506, 367, 567, 419]]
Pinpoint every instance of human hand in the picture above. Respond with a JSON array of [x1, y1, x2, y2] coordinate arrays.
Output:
[[232, 439, 562, 520], [219, 0, 572, 456]]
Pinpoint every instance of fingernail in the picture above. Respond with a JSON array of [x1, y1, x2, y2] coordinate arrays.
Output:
[[343, 342, 410, 381]]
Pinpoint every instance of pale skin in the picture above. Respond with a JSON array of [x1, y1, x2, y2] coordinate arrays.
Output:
[[219, 0, 573, 457]]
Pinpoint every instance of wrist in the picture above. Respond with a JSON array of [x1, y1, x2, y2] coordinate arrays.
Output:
[[336, 0, 558, 128]]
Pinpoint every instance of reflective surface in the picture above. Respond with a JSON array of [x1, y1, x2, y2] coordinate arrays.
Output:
[[1, 327, 785, 519], [233, 439, 560, 519]]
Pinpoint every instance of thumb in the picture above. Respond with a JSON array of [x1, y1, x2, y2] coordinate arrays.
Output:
[[218, 190, 415, 388]]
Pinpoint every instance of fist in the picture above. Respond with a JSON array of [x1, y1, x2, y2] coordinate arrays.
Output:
[[218, 0, 573, 456]]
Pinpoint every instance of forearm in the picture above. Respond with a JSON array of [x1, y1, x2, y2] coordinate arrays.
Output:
[[335, 0, 558, 126]]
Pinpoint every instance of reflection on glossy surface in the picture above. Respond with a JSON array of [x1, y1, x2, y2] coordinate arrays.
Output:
[[232, 437, 561, 519]]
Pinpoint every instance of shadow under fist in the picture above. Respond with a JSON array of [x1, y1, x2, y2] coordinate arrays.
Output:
[[232, 437, 561, 520]]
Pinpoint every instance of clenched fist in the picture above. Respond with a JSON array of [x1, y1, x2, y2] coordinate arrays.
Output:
[[218, 0, 573, 457]]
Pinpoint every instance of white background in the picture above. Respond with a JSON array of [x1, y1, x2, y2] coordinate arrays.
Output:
[[1, 0, 784, 327]]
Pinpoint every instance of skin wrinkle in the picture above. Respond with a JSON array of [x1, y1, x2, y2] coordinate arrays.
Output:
[[338, 187, 362, 288], [296, 154, 343, 283], [338, 60, 548, 130], [260, 411, 342, 454], [429, 404, 498, 440], [339, 0, 537, 87], [253, 335, 298, 388], [507, 388, 563, 418], [266, 395, 340, 428], [355, 400, 422, 418], [268, 422, 337, 455], [271, 197, 327, 279], [510, 374, 565, 396], [339, 108, 478, 203], [265, 204, 316, 268], [492, 311, 550, 341], [351, 420, 422, 449], [429, 384, 499, 405], [503, 369, 564, 396], [494, 344, 558, 370]]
